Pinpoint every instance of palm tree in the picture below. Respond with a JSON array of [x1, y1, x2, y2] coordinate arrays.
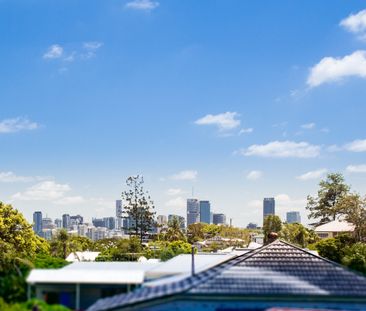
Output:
[[163, 217, 186, 242]]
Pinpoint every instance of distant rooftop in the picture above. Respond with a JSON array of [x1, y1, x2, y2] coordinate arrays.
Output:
[[314, 219, 355, 232]]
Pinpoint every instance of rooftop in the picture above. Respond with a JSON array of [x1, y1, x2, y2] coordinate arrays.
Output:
[[314, 219, 355, 232], [87, 240, 366, 311]]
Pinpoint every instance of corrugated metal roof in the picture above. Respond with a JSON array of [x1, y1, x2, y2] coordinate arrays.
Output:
[[27, 269, 144, 284], [87, 240, 366, 311]]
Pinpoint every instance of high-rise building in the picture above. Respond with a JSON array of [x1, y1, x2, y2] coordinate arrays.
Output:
[[54, 218, 62, 228], [103, 217, 116, 230], [212, 213, 226, 225], [286, 211, 301, 224], [62, 214, 70, 229], [33, 211, 43, 234], [157, 215, 167, 226], [92, 218, 105, 228], [263, 198, 275, 222], [70, 215, 83, 225], [199, 200, 211, 224], [187, 199, 200, 226], [42, 217, 54, 230], [115, 200, 123, 230], [168, 214, 185, 230]]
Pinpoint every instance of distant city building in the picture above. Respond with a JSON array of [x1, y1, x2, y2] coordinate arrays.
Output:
[[92, 218, 105, 228], [168, 214, 185, 230], [54, 218, 62, 228], [62, 214, 71, 229], [78, 224, 88, 237], [33, 211, 43, 234], [42, 217, 54, 230], [103, 217, 115, 230], [286, 211, 301, 224], [157, 215, 167, 226], [246, 222, 258, 229], [70, 215, 83, 225], [263, 198, 275, 222], [213, 213, 226, 225], [187, 199, 200, 226], [115, 200, 123, 230], [199, 200, 211, 224]]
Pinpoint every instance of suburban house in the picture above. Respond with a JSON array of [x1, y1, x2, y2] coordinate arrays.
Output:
[[314, 219, 355, 239], [27, 253, 238, 310], [87, 239, 366, 311]]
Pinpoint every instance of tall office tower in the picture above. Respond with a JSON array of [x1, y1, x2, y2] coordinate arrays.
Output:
[[33, 211, 43, 234], [212, 213, 226, 225], [54, 218, 62, 228], [168, 214, 186, 230], [187, 199, 200, 226], [286, 211, 301, 224], [115, 200, 123, 230], [263, 198, 275, 222], [103, 217, 116, 230], [199, 200, 211, 224], [62, 214, 71, 229]]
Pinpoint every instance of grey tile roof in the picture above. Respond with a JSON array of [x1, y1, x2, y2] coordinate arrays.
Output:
[[87, 240, 366, 311]]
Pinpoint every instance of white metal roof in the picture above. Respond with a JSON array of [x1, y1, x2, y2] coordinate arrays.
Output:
[[62, 261, 159, 272], [314, 219, 355, 232], [146, 253, 236, 278], [66, 251, 100, 262], [27, 269, 144, 284]]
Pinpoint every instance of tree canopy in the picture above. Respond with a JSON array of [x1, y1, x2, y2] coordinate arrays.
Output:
[[306, 173, 350, 226], [263, 215, 282, 244]]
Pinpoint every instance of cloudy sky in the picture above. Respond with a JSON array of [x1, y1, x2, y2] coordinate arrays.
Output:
[[1, 0, 366, 226]]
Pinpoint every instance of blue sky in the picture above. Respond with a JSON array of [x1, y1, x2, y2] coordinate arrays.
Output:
[[1, 0, 366, 226]]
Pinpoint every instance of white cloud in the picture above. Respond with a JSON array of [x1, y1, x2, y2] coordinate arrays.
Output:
[[171, 170, 198, 181], [346, 164, 366, 173], [125, 0, 159, 10], [12, 181, 71, 201], [43, 44, 63, 59], [242, 141, 320, 158], [246, 170, 263, 180], [82, 41, 103, 59], [239, 128, 253, 135], [274, 194, 306, 213], [166, 188, 185, 196], [165, 196, 186, 209], [344, 139, 366, 152], [55, 196, 86, 205], [307, 50, 366, 87], [0, 117, 39, 133], [195, 112, 240, 131], [0, 172, 47, 183], [301, 123, 315, 130], [340, 9, 366, 38], [296, 169, 327, 181]]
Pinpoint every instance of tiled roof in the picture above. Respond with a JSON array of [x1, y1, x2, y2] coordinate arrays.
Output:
[[87, 240, 366, 311]]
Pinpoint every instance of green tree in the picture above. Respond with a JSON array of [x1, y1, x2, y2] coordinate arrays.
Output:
[[162, 216, 186, 242], [187, 223, 206, 243], [121, 175, 156, 243], [342, 243, 366, 274], [50, 229, 71, 259], [315, 234, 356, 263], [337, 193, 366, 242], [160, 241, 192, 261], [280, 223, 309, 247], [306, 173, 350, 226], [263, 215, 282, 244], [96, 237, 143, 261], [0, 202, 49, 302]]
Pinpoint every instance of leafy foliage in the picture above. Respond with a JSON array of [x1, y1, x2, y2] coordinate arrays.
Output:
[[263, 215, 282, 244], [0, 298, 70, 311], [280, 223, 312, 248], [161, 216, 186, 242], [342, 243, 366, 274], [95, 237, 143, 261], [121, 175, 156, 243], [159, 241, 192, 261], [316, 234, 356, 263], [306, 173, 350, 226]]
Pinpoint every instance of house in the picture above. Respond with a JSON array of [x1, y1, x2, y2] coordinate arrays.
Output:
[[314, 219, 355, 239], [26, 253, 237, 310], [87, 239, 366, 311]]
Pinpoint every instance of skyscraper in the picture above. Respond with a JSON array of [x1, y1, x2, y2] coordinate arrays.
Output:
[[199, 200, 211, 224], [212, 213, 226, 225], [115, 200, 123, 230], [187, 199, 200, 226], [263, 198, 275, 222], [286, 211, 301, 224], [62, 214, 70, 229], [33, 211, 42, 234]]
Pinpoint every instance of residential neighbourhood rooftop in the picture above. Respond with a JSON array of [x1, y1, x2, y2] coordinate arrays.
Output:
[[87, 240, 366, 311]]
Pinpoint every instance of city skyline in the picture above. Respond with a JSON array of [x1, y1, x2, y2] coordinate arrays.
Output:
[[2, 1, 366, 227]]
